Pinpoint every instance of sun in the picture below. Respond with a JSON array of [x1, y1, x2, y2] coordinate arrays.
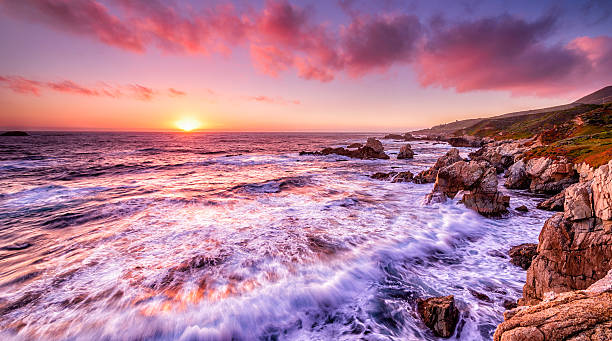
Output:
[[175, 118, 201, 132]]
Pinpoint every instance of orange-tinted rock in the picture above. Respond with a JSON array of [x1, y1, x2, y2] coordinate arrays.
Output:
[[417, 295, 459, 338]]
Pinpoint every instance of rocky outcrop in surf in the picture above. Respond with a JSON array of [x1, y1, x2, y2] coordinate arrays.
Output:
[[397, 144, 414, 159], [536, 190, 565, 211], [424, 160, 510, 216], [370, 171, 413, 183], [413, 148, 463, 184], [417, 295, 460, 338], [508, 243, 537, 270], [300, 138, 390, 160]]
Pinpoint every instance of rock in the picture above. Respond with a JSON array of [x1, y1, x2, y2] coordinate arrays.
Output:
[[301, 146, 389, 160], [448, 136, 482, 147], [425, 160, 510, 215], [414, 148, 463, 184], [468, 288, 492, 302], [575, 162, 595, 182], [417, 295, 459, 338], [502, 299, 517, 310], [504, 160, 530, 189], [469, 141, 524, 174], [494, 271, 612, 341], [371, 172, 396, 180], [521, 172, 612, 305], [536, 191, 565, 211], [1, 131, 29, 136], [515, 205, 528, 212], [397, 144, 414, 159], [366, 138, 384, 153], [347, 143, 362, 149], [563, 181, 593, 221], [403, 133, 415, 141], [382, 133, 405, 140], [462, 192, 510, 216], [391, 171, 414, 183], [371, 171, 413, 183], [508, 243, 537, 270], [592, 160, 612, 220], [525, 157, 578, 194]]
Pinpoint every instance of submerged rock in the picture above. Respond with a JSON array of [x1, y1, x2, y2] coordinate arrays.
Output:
[[414, 148, 462, 184], [1, 131, 29, 136], [300, 146, 389, 160], [370, 171, 413, 183], [397, 144, 414, 159], [508, 243, 537, 270], [495, 270, 612, 341], [515, 205, 528, 212], [417, 295, 459, 338]]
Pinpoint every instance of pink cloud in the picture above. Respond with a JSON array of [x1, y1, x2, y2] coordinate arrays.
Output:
[[168, 88, 187, 97], [244, 95, 300, 105], [0, 76, 188, 101], [2, 0, 145, 52]]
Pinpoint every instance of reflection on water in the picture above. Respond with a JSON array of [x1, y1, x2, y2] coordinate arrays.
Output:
[[0, 133, 552, 340]]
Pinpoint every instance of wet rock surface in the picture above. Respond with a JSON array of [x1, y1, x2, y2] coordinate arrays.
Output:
[[300, 146, 389, 160], [397, 144, 414, 159], [365, 138, 384, 153], [417, 295, 460, 338], [495, 270, 612, 341], [536, 190, 565, 211], [508, 243, 537, 270], [504, 160, 530, 189]]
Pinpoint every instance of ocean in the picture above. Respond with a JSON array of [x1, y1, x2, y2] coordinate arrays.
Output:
[[0, 132, 553, 340]]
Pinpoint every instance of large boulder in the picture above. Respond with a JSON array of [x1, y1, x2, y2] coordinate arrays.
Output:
[[424, 160, 509, 216], [504, 160, 530, 189], [469, 140, 527, 173], [508, 243, 538, 270], [414, 148, 463, 184], [417, 295, 459, 338], [592, 160, 612, 220], [397, 144, 414, 159], [366, 138, 384, 153], [525, 157, 578, 194], [494, 270, 612, 341], [521, 172, 612, 305]]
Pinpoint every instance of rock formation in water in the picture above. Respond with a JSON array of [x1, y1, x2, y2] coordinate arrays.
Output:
[[536, 190, 565, 211], [417, 295, 460, 338], [508, 243, 537, 270], [371, 171, 413, 183], [397, 144, 414, 159], [365, 138, 384, 153], [413, 148, 463, 184], [424, 160, 510, 216]]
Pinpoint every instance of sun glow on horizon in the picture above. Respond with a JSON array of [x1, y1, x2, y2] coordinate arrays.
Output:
[[175, 117, 202, 132]]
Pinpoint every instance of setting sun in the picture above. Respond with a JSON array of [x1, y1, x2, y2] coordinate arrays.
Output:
[[175, 118, 201, 132]]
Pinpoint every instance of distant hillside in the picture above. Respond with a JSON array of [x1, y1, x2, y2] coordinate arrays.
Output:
[[574, 86, 612, 105], [413, 85, 611, 135]]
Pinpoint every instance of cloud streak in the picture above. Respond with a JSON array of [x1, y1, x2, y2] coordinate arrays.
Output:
[[0, 76, 186, 100]]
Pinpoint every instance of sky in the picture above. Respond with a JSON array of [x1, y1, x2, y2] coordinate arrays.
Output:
[[0, 0, 611, 132]]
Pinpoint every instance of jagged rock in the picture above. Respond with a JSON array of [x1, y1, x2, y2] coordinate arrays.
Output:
[[371, 171, 413, 183], [391, 171, 413, 183], [504, 160, 530, 189], [366, 138, 384, 153], [347, 143, 362, 149], [536, 190, 565, 211], [563, 181, 593, 221], [417, 295, 459, 338], [508, 243, 538, 270], [515, 205, 529, 212], [382, 133, 405, 140], [495, 270, 612, 341], [575, 162, 595, 182], [397, 144, 414, 159], [469, 141, 526, 173], [462, 192, 510, 216], [424, 160, 509, 215], [414, 148, 463, 184], [371, 172, 396, 180], [592, 160, 612, 220], [520, 166, 612, 305], [525, 157, 577, 194], [300, 146, 389, 160]]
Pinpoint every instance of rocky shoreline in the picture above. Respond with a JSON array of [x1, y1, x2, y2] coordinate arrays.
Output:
[[302, 134, 612, 339]]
